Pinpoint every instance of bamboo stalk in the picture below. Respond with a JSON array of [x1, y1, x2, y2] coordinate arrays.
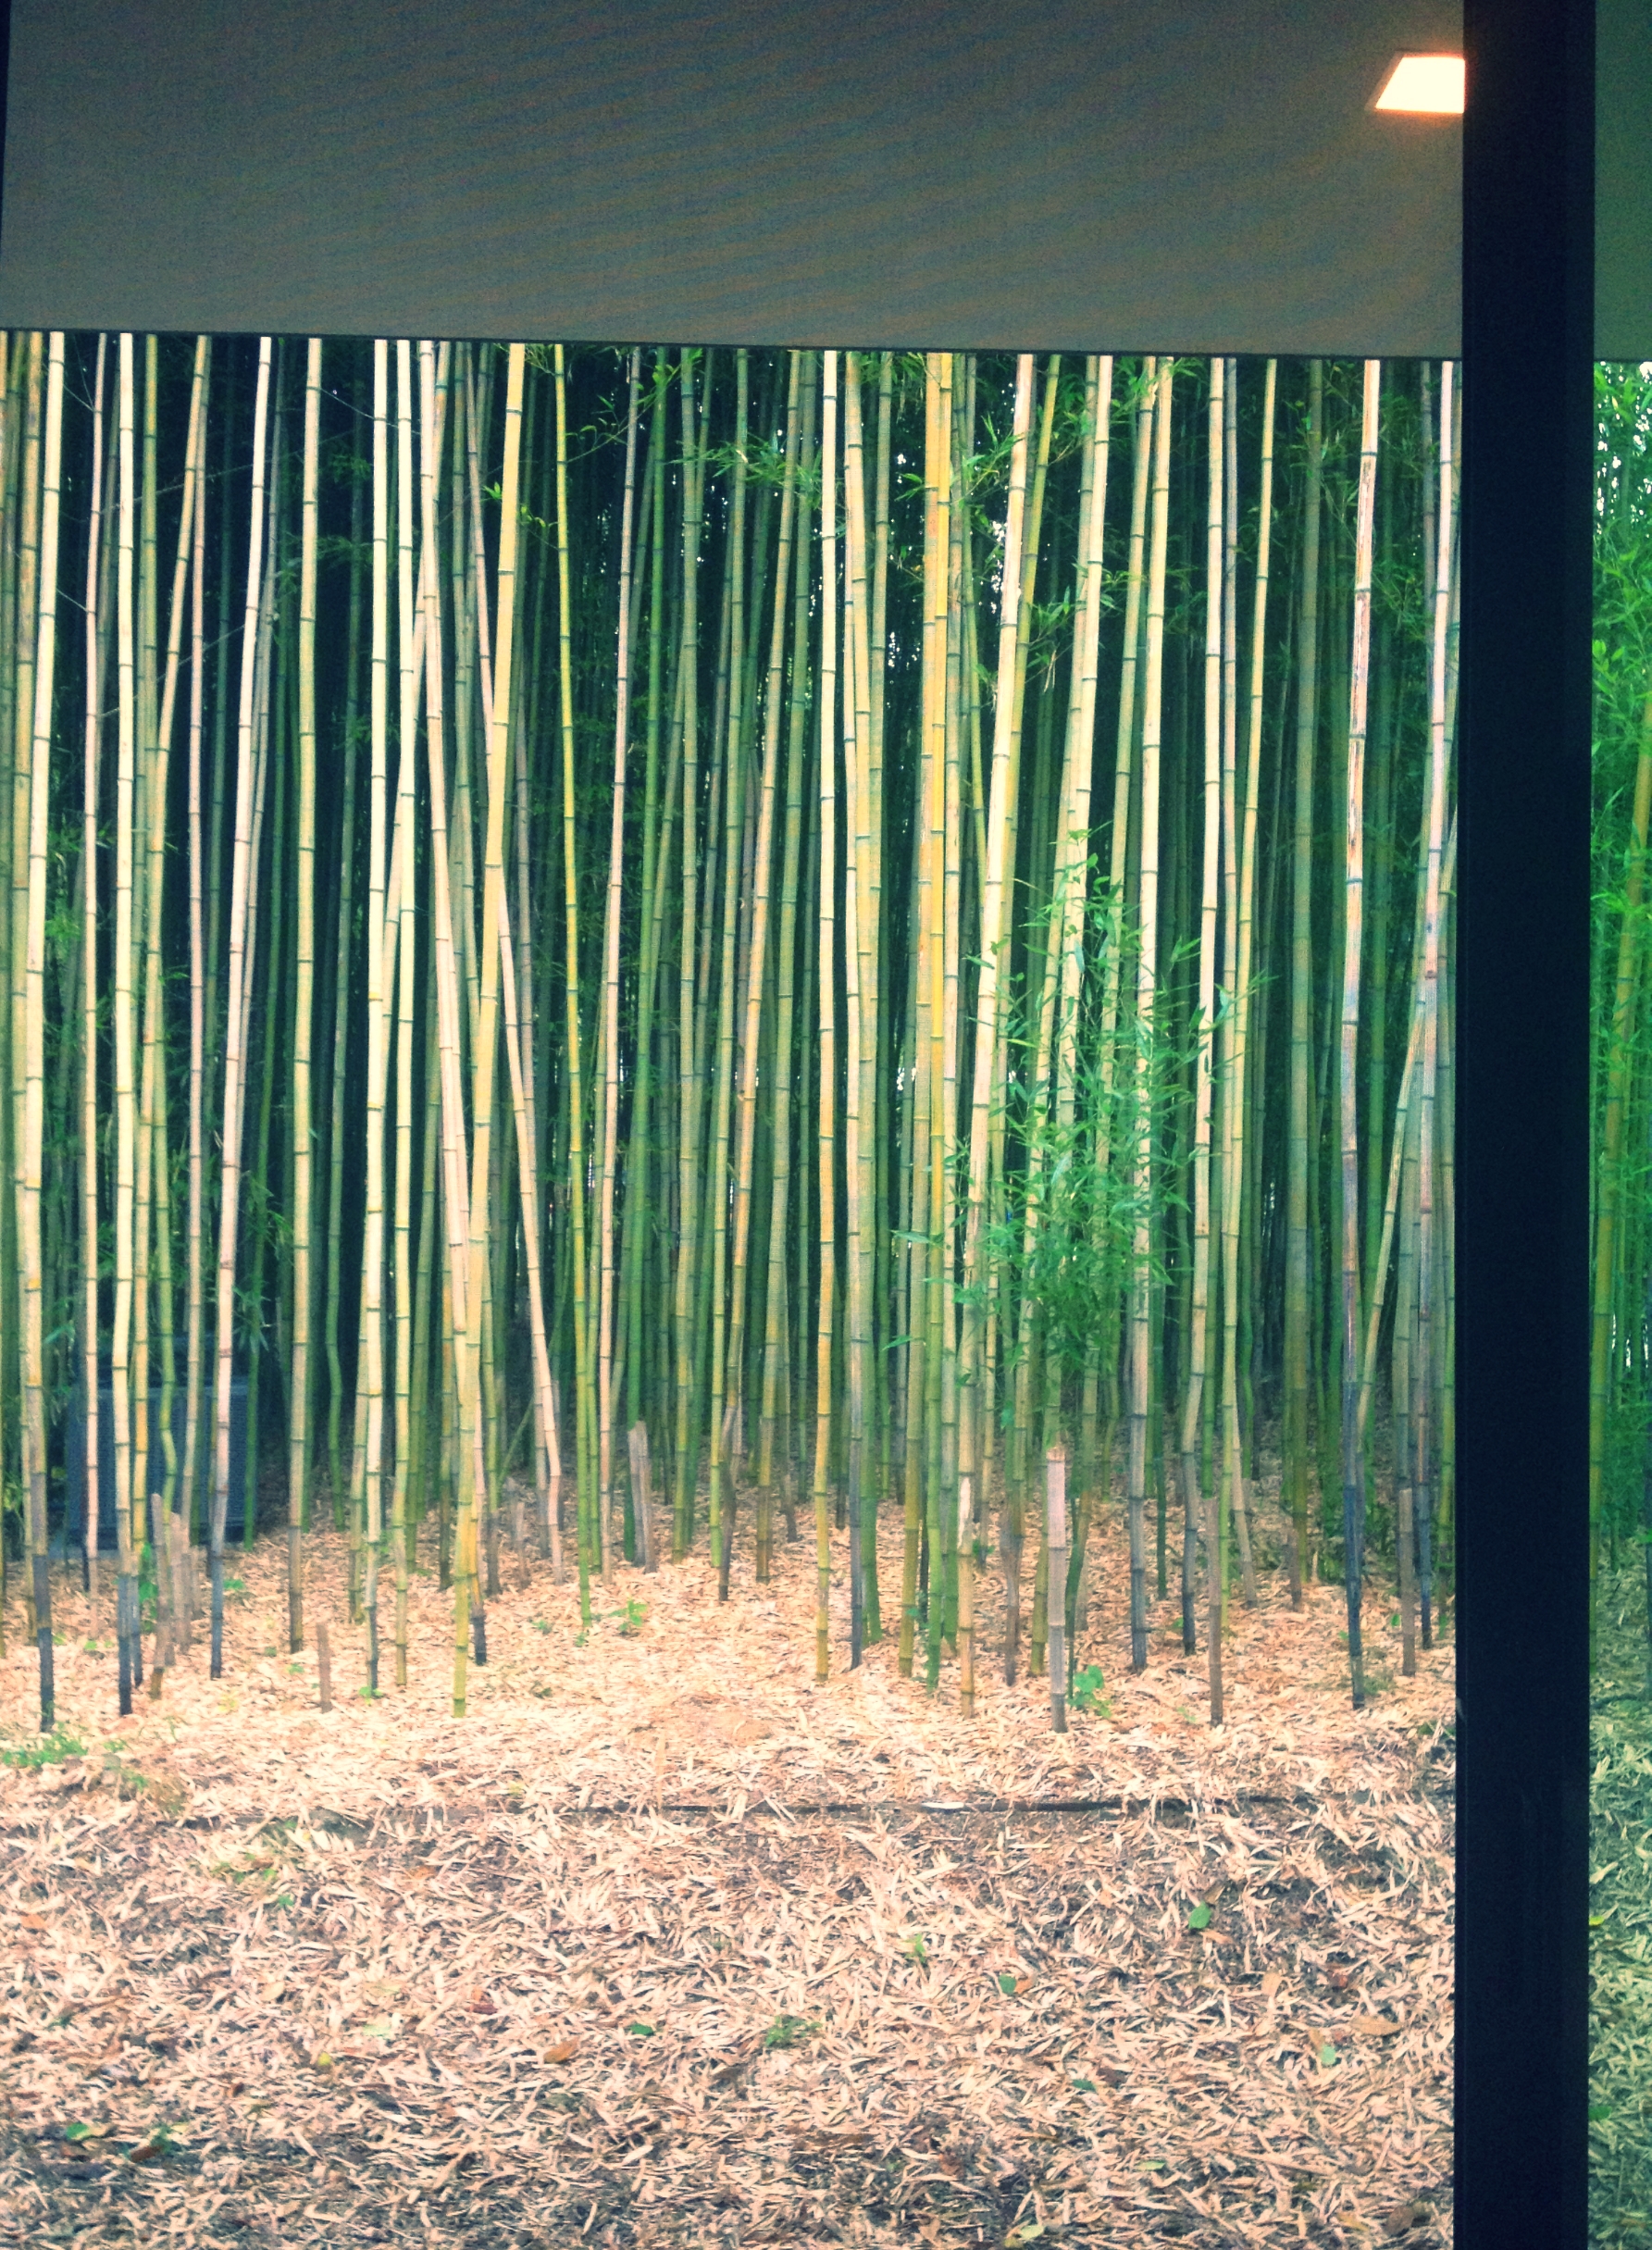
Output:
[[1177, 356, 1223, 1716], [209, 337, 274, 1679], [1412, 362, 1456, 1677], [599, 351, 642, 1576], [112, 332, 139, 1707], [287, 336, 321, 1652], [1046, 1445, 1068, 1734], [733, 356, 802, 1568], [81, 336, 108, 1625], [813, 350, 839, 1684], [707, 352, 750, 1601], [1338, 361, 1381, 1707], [550, 343, 597, 1616], [1126, 359, 1174, 1676], [1283, 363, 1323, 1608], [20, 332, 63, 1728]]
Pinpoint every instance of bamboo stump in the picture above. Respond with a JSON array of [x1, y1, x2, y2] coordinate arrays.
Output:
[[958, 1473, 975, 1718], [628, 1423, 657, 1576], [1046, 1447, 1068, 1734]]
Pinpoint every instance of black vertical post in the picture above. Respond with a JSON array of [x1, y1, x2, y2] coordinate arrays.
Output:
[[1459, 3, 1593, 2243]]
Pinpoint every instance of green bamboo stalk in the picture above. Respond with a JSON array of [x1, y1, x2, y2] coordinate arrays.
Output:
[[732, 356, 802, 1577], [1177, 357, 1224, 1715], [209, 336, 274, 1679], [1126, 357, 1174, 1676], [81, 336, 108, 1622], [1413, 362, 1455, 1669], [707, 351, 749, 1597], [598, 350, 642, 1575], [20, 332, 63, 1728], [757, 362, 817, 1563]]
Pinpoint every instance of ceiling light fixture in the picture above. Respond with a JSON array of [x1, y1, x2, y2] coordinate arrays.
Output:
[[1371, 53, 1465, 115]]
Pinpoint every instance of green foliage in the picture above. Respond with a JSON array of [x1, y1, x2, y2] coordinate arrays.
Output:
[[1598, 1397, 1652, 1565], [574, 1597, 648, 1648], [762, 2014, 819, 2051], [1071, 1664, 1110, 1715], [0, 1724, 86, 1770], [966, 876, 1202, 1388]]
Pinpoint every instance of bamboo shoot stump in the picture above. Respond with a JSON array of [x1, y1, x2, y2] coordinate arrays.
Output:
[[1047, 1447, 1068, 1734]]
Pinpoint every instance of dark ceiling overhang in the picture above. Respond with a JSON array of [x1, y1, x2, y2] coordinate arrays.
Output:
[[0, 0, 1470, 354]]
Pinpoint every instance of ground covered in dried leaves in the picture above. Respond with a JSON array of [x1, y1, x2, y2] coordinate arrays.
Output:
[[1589, 1565, 1652, 2248], [0, 1490, 1454, 2249]]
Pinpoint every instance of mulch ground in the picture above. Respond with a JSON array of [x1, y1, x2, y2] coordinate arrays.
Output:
[[0, 1478, 1454, 2248], [1589, 1564, 1652, 2249]]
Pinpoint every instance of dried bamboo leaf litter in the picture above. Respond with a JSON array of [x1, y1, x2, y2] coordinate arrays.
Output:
[[2, 1501, 1452, 2248]]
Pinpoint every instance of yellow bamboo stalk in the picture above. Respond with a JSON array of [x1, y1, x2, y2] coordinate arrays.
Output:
[[1338, 361, 1382, 1702], [959, 354, 1034, 1534], [847, 351, 884, 1647], [1051, 357, 1114, 1128], [81, 336, 107, 1621], [183, 337, 210, 1585], [924, 354, 953, 1692], [390, 343, 429, 1679], [938, 360, 965, 1675], [1095, 363, 1157, 1152], [130, 335, 161, 1640], [813, 349, 839, 1683], [112, 333, 140, 1704]]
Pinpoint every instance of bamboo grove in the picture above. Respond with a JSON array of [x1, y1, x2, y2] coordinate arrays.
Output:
[[0, 334, 1459, 1734], [1591, 361, 1652, 1672]]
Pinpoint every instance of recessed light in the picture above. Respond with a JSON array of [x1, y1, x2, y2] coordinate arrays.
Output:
[[1372, 53, 1465, 115]]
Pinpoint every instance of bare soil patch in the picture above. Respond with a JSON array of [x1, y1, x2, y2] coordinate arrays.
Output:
[[0, 1494, 1453, 2247]]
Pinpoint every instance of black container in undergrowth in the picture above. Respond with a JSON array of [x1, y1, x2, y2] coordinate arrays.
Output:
[[64, 1379, 248, 1548]]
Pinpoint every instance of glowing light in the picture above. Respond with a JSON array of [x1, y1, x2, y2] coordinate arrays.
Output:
[[1372, 53, 1465, 115]]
